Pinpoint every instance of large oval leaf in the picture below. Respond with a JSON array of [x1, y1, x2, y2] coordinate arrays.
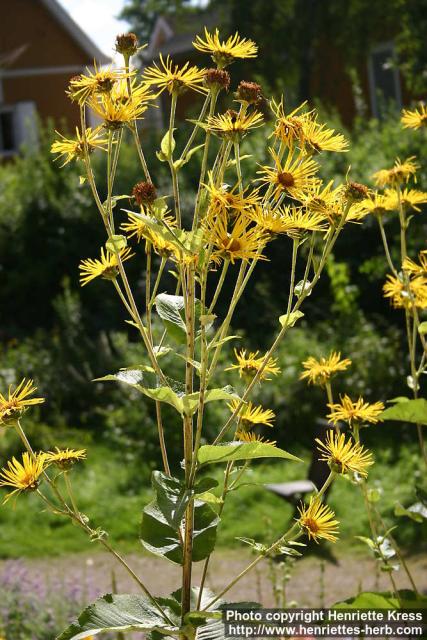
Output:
[[381, 398, 427, 426], [333, 589, 427, 609], [197, 442, 302, 466], [57, 593, 179, 640]]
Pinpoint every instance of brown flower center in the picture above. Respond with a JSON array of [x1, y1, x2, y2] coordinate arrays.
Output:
[[277, 172, 295, 188]]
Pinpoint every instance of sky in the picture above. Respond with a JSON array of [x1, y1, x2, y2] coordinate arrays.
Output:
[[57, 0, 129, 57]]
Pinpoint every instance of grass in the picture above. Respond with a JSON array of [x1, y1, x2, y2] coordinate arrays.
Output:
[[0, 440, 424, 558]]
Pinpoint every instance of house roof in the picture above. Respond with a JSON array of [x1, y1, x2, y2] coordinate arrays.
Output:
[[40, 0, 109, 63]]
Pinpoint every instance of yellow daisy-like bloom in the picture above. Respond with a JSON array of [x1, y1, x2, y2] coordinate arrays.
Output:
[[51, 126, 108, 166], [45, 447, 86, 470], [300, 352, 351, 387], [372, 157, 419, 188], [360, 191, 395, 217], [0, 452, 46, 503], [228, 399, 275, 428], [226, 348, 281, 381], [204, 173, 261, 218], [402, 251, 427, 276], [297, 181, 367, 225], [316, 429, 374, 477], [0, 379, 45, 425], [401, 104, 427, 130], [67, 63, 132, 104], [79, 247, 134, 286], [235, 431, 277, 445], [383, 273, 427, 310], [327, 394, 384, 426], [255, 205, 327, 238], [88, 79, 153, 129], [257, 148, 319, 201], [301, 117, 349, 154], [142, 54, 207, 95], [205, 109, 264, 142], [193, 28, 257, 68], [270, 98, 312, 147], [384, 188, 427, 213], [297, 496, 339, 543], [204, 211, 267, 264]]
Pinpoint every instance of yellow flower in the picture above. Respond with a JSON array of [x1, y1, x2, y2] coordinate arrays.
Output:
[[193, 28, 257, 67], [67, 63, 132, 104], [383, 273, 427, 309], [79, 247, 134, 286], [88, 79, 153, 129], [51, 126, 108, 166], [226, 349, 280, 381], [252, 205, 326, 238], [327, 394, 384, 426], [401, 104, 427, 130], [297, 496, 339, 543], [0, 379, 45, 425], [228, 399, 275, 428], [142, 54, 207, 95], [297, 181, 367, 225], [300, 117, 349, 154], [316, 429, 374, 477], [270, 98, 312, 147], [204, 173, 261, 217], [204, 211, 267, 264], [384, 188, 427, 213], [360, 191, 395, 217], [0, 452, 46, 503], [403, 252, 427, 276], [373, 157, 419, 188], [45, 448, 86, 470], [257, 148, 318, 201], [204, 109, 263, 141], [235, 431, 276, 445], [300, 352, 351, 387]]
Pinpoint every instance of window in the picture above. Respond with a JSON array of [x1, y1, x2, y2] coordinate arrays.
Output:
[[368, 42, 402, 118], [0, 102, 38, 157], [0, 107, 16, 157]]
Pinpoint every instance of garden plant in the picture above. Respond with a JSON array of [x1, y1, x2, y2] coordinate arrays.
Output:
[[0, 27, 426, 639]]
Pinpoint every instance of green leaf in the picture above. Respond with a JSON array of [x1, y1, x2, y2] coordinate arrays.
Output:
[[197, 442, 302, 466], [333, 590, 427, 609], [106, 234, 127, 253], [141, 500, 219, 564], [278, 310, 304, 328], [174, 144, 204, 171], [182, 386, 240, 416], [155, 294, 187, 343], [57, 593, 179, 640], [381, 398, 427, 425], [142, 386, 184, 415], [160, 129, 176, 159], [418, 321, 427, 335], [395, 501, 427, 523], [152, 471, 191, 529]]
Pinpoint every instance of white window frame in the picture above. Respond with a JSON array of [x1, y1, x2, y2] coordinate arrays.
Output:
[[368, 41, 402, 118]]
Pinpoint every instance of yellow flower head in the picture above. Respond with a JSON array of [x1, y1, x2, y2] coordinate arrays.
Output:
[[270, 98, 312, 147], [316, 429, 374, 477], [67, 63, 132, 104], [228, 399, 275, 428], [204, 173, 261, 218], [373, 157, 419, 188], [253, 205, 326, 238], [257, 148, 319, 201], [79, 247, 134, 286], [226, 349, 281, 381], [297, 181, 367, 225], [403, 252, 427, 277], [88, 79, 153, 129], [51, 126, 108, 166], [235, 430, 277, 445], [205, 109, 264, 142], [360, 191, 395, 217], [301, 117, 349, 154], [401, 104, 427, 130], [297, 496, 339, 543], [300, 352, 351, 387], [193, 28, 257, 68], [384, 188, 427, 213], [45, 447, 86, 471], [327, 394, 384, 426], [0, 379, 45, 426], [142, 54, 207, 95], [0, 452, 46, 503], [204, 211, 267, 264], [383, 273, 427, 310]]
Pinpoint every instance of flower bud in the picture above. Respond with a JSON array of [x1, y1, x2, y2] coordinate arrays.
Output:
[[132, 181, 157, 206], [204, 68, 230, 92], [235, 80, 262, 105], [115, 33, 139, 57], [345, 181, 369, 202]]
